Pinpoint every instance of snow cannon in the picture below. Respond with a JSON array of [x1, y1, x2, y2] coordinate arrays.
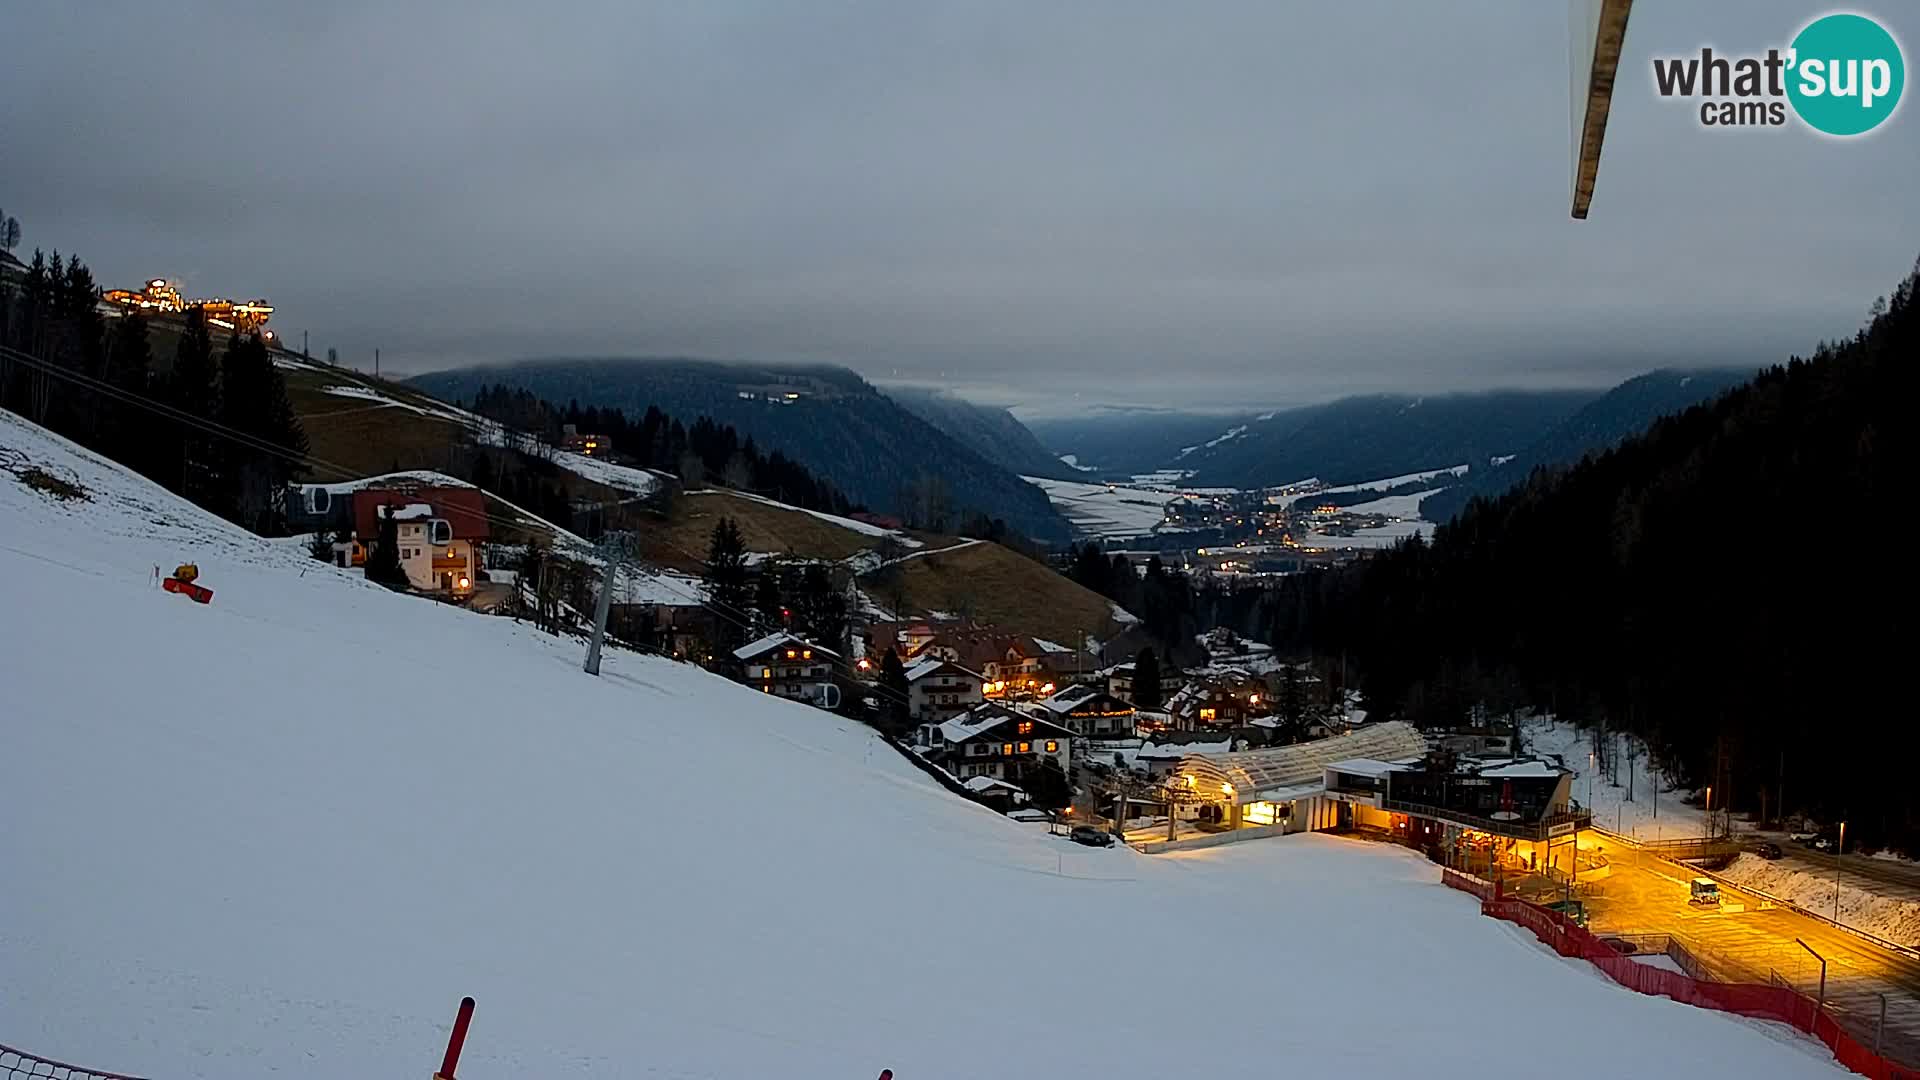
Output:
[[162, 563, 213, 604]]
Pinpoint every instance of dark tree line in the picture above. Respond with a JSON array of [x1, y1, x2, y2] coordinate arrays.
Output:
[[0, 246, 307, 532], [1260, 256, 1915, 849], [1066, 543, 1202, 657], [465, 383, 856, 516]]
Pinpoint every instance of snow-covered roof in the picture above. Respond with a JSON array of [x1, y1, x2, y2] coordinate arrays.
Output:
[[1477, 760, 1565, 780], [963, 776, 1025, 795], [1030, 637, 1073, 654], [389, 503, 434, 521], [1138, 739, 1231, 761], [904, 658, 979, 683], [1036, 684, 1105, 713], [732, 632, 840, 662], [1327, 757, 1400, 779], [937, 705, 1071, 745], [1172, 722, 1428, 804]]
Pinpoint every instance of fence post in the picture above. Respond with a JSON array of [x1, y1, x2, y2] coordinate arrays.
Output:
[[1796, 939, 1827, 1024], [1876, 992, 1887, 1058], [436, 996, 475, 1080]]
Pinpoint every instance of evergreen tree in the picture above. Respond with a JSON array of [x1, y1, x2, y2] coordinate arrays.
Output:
[[877, 647, 911, 735], [215, 331, 308, 532], [160, 307, 221, 506], [103, 313, 155, 470], [754, 563, 786, 631], [364, 509, 408, 588], [703, 516, 751, 650], [1276, 663, 1308, 743], [1019, 756, 1073, 812], [801, 563, 848, 655], [1132, 647, 1163, 710]]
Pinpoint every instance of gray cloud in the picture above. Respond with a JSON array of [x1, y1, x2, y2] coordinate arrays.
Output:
[[4, 0, 1913, 416]]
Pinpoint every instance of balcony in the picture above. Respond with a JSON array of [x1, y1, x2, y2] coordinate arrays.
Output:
[[1380, 799, 1593, 842]]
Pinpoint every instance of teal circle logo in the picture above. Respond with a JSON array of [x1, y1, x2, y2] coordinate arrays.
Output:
[[1787, 13, 1905, 136]]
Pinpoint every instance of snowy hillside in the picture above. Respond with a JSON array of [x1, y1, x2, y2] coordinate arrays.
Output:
[[0, 409, 1848, 1079]]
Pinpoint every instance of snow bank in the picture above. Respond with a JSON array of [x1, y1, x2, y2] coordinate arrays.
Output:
[[682, 488, 920, 546], [540, 451, 665, 498], [314, 382, 484, 427], [1337, 488, 1443, 519], [0, 409, 1847, 1079], [1719, 855, 1920, 947], [1312, 464, 1469, 498]]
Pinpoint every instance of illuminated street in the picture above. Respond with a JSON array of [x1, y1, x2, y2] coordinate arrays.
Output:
[[1560, 841, 1920, 1065]]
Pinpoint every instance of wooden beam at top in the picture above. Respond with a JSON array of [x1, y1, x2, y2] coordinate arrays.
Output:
[[1572, 0, 1635, 219]]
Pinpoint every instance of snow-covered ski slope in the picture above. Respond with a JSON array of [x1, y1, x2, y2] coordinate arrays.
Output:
[[0, 410, 1845, 1079]]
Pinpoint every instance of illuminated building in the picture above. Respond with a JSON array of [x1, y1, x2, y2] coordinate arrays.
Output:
[[103, 277, 274, 332], [102, 278, 185, 314], [560, 424, 611, 456]]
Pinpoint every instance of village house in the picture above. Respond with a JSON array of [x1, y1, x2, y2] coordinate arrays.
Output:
[[903, 658, 984, 724], [1028, 683, 1138, 739], [916, 704, 1073, 784], [733, 632, 840, 707], [559, 424, 611, 456], [1105, 661, 1136, 703], [351, 487, 490, 595], [1165, 669, 1269, 731]]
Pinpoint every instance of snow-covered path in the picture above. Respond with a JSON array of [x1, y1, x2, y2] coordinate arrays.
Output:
[[0, 410, 1848, 1079]]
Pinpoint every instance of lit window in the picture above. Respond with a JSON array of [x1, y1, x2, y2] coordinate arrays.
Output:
[[802, 649, 813, 659], [1017, 721, 1033, 735], [1200, 708, 1217, 721], [786, 649, 797, 659], [1045, 741, 1058, 753], [1018, 742, 1031, 754], [1001, 743, 1014, 756], [761, 667, 772, 679]]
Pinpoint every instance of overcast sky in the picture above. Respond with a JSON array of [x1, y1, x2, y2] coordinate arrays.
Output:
[[4, 1, 1914, 416]]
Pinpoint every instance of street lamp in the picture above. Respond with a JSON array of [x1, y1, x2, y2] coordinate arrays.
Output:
[[1834, 821, 1847, 923], [1705, 785, 1713, 837]]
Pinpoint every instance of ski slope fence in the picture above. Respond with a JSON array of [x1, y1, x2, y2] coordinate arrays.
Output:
[[1439, 867, 1496, 901], [1, 1043, 149, 1080], [1442, 873, 1919, 1080]]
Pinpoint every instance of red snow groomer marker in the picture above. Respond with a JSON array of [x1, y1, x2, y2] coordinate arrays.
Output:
[[161, 562, 213, 604]]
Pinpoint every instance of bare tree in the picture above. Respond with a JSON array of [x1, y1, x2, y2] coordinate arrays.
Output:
[[0, 213, 20, 253]]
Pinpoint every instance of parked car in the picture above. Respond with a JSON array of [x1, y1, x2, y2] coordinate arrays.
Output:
[[1752, 842, 1784, 860], [1069, 825, 1116, 847]]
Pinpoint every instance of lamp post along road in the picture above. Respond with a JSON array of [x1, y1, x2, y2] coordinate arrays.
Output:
[[1833, 820, 1847, 923]]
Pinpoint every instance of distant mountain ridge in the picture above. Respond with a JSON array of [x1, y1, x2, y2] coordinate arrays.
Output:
[[407, 359, 1071, 541], [884, 387, 1075, 481], [1032, 391, 1602, 489], [1420, 369, 1753, 523], [1176, 390, 1599, 488], [1025, 411, 1258, 479]]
